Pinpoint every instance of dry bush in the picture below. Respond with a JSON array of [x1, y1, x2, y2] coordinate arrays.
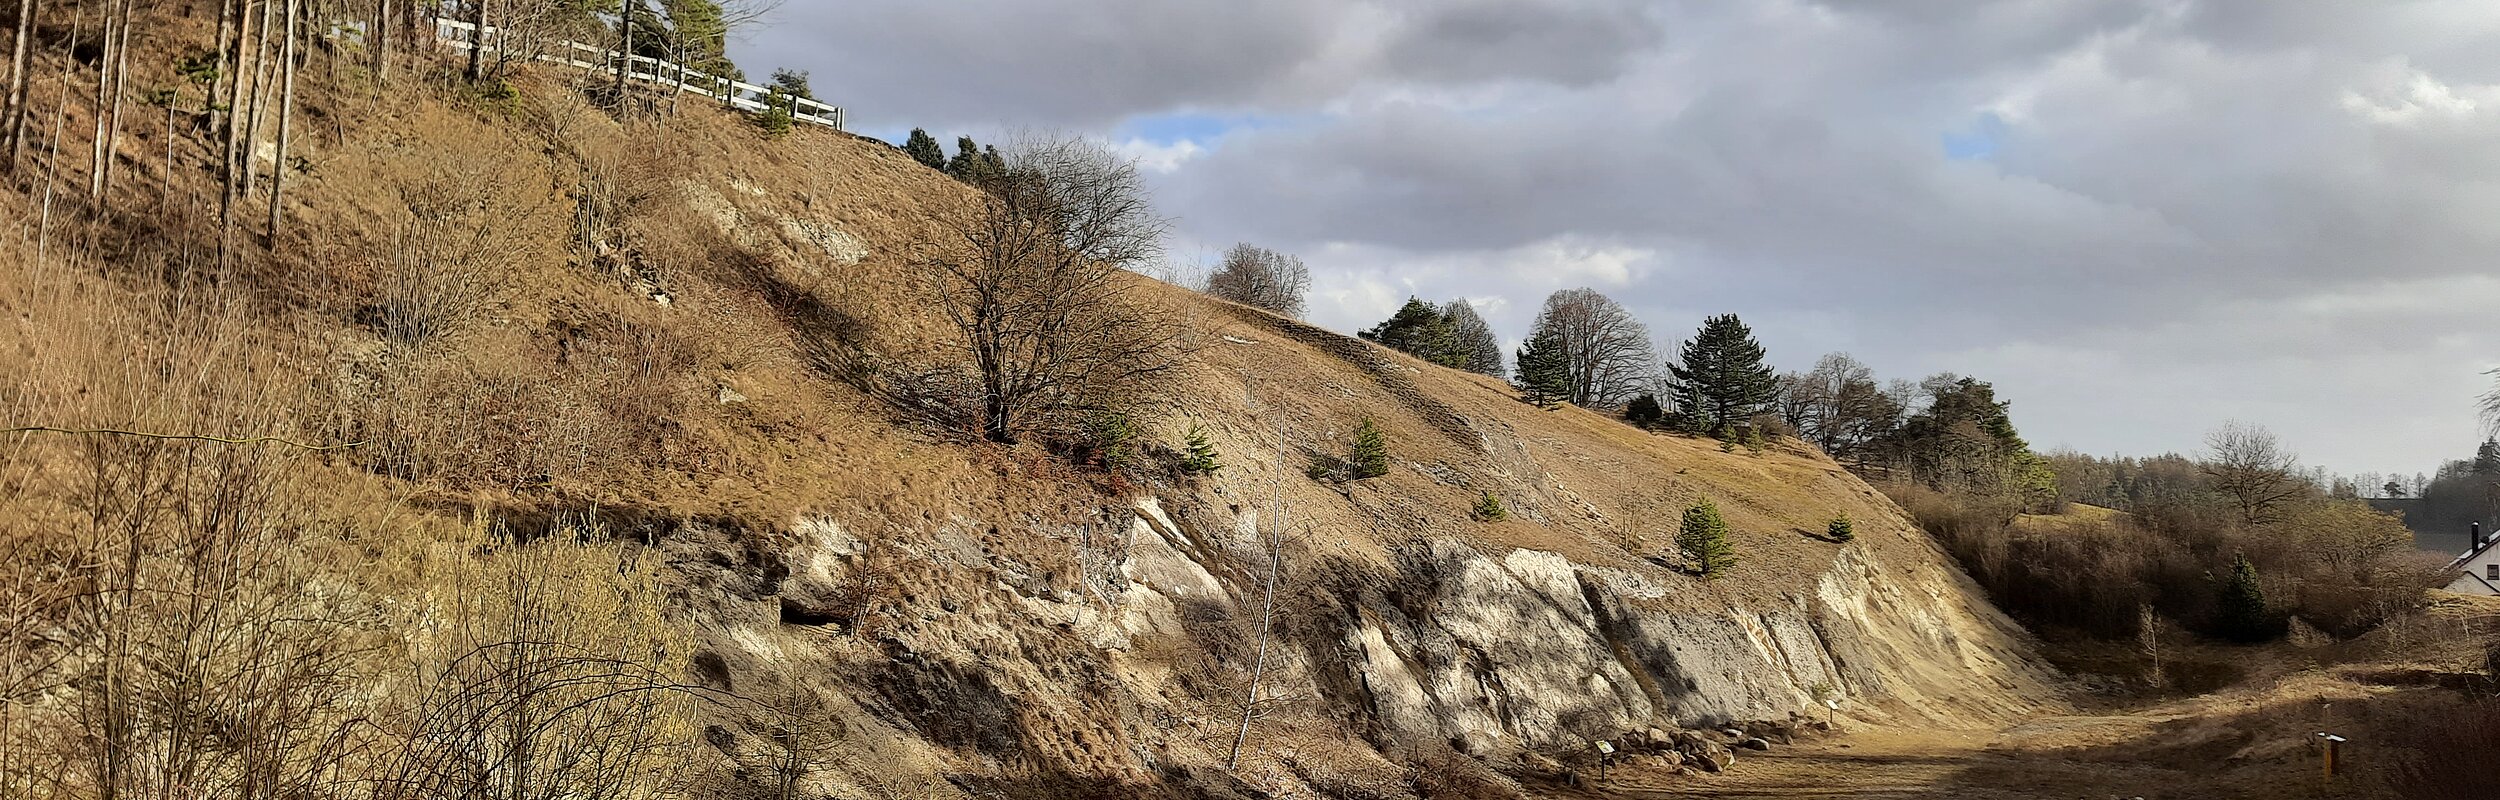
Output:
[[2386, 697, 2500, 800], [375, 523, 700, 800], [366, 134, 555, 350], [350, 313, 701, 490], [0, 246, 375, 799]]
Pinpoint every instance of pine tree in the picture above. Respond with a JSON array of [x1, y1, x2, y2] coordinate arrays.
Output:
[[1359, 297, 1457, 365], [1827, 514, 1854, 542], [1472, 491, 1507, 521], [1351, 418, 1390, 479], [903, 129, 946, 171], [945, 136, 1003, 183], [2217, 553, 2270, 642], [1669, 314, 1778, 434], [1181, 422, 1222, 475], [1624, 393, 1665, 428], [1514, 327, 1570, 408], [1678, 499, 1737, 579]]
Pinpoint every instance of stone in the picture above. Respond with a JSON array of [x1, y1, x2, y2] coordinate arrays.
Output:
[[1739, 737, 1770, 751]]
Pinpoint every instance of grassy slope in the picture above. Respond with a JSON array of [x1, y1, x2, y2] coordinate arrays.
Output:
[[0, 18, 2056, 794]]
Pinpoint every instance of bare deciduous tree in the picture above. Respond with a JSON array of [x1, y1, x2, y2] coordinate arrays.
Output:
[[1526, 288, 1655, 410], [2202, 421, 2309, 524], [916, 136, 1177, 444], [1204, 242, 1310, 318], [1441, 298, 1505, 379]]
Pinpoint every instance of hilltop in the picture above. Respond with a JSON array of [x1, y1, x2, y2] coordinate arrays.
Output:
[[0, 16, 2060, 799]]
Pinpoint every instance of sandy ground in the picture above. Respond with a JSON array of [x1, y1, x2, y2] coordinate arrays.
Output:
[[1577, 715, 2347, 800]]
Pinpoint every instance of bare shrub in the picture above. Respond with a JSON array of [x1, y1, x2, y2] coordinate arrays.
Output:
[[1204, 242, 1310, 318], [369, 145, 549, 349], [912, 135, 1180, 444], [375, 525, 698, 800]]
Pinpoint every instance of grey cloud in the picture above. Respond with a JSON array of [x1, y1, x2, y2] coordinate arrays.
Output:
[[1375, 0, 1664, 87], [753, 1, 2500, 472]]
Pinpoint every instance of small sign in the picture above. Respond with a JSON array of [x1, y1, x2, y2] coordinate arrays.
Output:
[[1826, 699, 1840, 710], [1595, 740, 1615, 755]]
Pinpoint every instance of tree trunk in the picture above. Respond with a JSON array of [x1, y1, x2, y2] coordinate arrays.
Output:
[[372, 0, 389, 83], [98, 0, 130, 201], [462, 0, 482, 82], [3, 0, 37, 173], [221, 0, 255, 225], [208, 0, 233, 132], [265, 0, 295, 239], [86, 0, 115, 201], [239, 0, 276, 204]]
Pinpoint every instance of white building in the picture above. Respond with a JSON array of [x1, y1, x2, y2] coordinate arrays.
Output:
[[2445, 522, 2500, 595]]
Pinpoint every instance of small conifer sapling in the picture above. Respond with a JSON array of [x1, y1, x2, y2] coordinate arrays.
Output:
[[1181, 423, 1222, 475], [1678, 499, 1738, 579], [1472, 491, 1507, 521], [1351, 418, 1390, 479]]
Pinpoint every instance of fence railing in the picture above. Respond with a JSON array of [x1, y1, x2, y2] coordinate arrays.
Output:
[[434, 18, 844, 130]]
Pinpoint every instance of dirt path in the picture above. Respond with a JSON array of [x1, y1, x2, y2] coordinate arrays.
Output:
[[1587, 717, 2236, 800]]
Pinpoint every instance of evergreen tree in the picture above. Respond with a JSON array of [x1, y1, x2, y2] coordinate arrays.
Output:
[[1513, 326, 1570, 408], [768, 68, 814, 100], [944, 136, 1003, 183], [1360, 297, 1457, 365], [1827, 514, 1854, 542], [1351, 418, 1390, 479], [2217, 553, 2270, 642], [903, 129, 946, 171], [1678, 499, 1737, 579], [1472, 491, 1507, 521], [1624, 393, 1665, 428], [1181, 423, 1222, 475], [1669, 314, 1778, 434]]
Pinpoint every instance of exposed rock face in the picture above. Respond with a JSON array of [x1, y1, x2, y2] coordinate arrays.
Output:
[[1077, 496, 2055, 760]]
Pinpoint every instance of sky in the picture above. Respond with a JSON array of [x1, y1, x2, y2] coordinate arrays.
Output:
[[733, 0, 2500, 480]]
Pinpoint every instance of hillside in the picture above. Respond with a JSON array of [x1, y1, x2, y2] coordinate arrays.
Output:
[[0, 18, 2058, 800]]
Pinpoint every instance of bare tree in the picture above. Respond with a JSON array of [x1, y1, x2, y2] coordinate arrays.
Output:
[[2, 0, 33, 171], [1525, 288, 1655, 410], [1779, 352, 1900, 464], [2202, 422, 2309, 524], [267, 0, 300, 237], [915, 135, 1176, 444], [1441, 298, 1504, 379], [1203, 242, 1310, 318]]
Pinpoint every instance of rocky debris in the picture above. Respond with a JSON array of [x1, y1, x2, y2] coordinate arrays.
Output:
[[1738, 737, 1771, 751], [1668, 729, 1736, 772], [716, 383, 747, 405]]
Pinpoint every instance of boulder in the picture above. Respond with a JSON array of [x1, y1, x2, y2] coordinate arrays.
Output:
[[1739, 737, 1771, 751]]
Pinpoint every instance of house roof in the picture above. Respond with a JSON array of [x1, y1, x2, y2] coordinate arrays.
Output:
[[2447, 531, 2496, 571]]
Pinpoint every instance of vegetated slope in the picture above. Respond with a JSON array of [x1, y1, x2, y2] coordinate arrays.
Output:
[[0, 35, 2056, 798]]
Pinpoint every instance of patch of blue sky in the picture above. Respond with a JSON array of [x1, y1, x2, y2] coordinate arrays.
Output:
[[1941, 111, 2009, 161]]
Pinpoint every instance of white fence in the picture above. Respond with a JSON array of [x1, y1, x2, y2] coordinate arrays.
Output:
[[435, 18, 845, 130]]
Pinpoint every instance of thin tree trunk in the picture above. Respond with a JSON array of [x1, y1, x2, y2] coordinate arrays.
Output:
[[1227, 479, 1287, 772], [208, 0, 233, 133], [97, 0, 129, 201], [86, 0, 114, 201], [3, 0, 36, 173], [222, 0, 255, 224], [266, 0, 294, 239], [239, 0, 275, 205], [462, 0, 482, 82], [39, 6, 82, 266], [372, 0, 388, 83], [612, 3, 628, 98]]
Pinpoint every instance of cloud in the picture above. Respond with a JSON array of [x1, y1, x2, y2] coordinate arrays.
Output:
[[739, 0, 2500, 475]]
